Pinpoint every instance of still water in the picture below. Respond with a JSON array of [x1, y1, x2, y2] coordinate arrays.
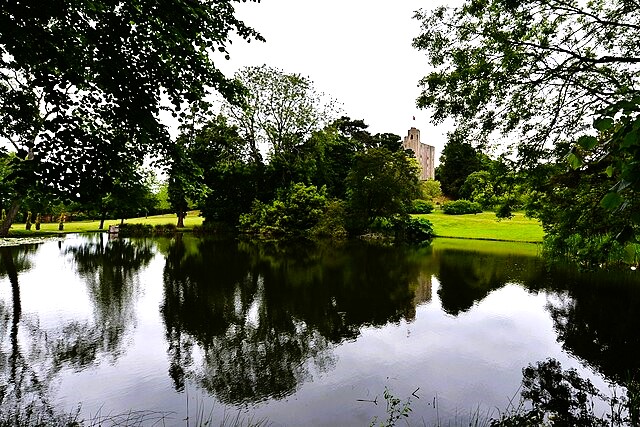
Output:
[[0, 234, 639, 425]]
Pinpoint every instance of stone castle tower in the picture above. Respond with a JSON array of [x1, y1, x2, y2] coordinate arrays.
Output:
[[402, 127, 435, 180]]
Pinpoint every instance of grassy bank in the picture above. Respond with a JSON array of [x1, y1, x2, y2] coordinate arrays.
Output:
[[4, 210, 544, 244], [416, 210, 544, 243], [3, 212, 204, 236]]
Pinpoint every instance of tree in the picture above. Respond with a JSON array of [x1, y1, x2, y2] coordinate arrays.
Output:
[[436, 135, 485, 198], [222, 65, 338, 164], [0, 0, 262, 236], [346, 148, 421, 230], [414, 1, 640, 258], [167, 142, 206, 228], [413, 0, 640, 161]]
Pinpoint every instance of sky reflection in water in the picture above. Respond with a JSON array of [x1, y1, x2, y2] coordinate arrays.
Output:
[[0, 235, 638, 426]]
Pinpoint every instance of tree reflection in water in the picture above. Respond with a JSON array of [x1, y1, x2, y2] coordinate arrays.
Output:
[[0, 236, 153, 422], [62, 234, 154, 367], [161, 237, 432, 404]]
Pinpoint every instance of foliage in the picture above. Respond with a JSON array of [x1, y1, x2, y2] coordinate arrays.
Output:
[[346, 147, 421, 231], [442, 199, 483, 215], [413, 0, 640, 266], [202, 161, 264, 226], [181, 116, 260, 226], [491, 359, 639, 426], [0, 0, 262, 235], [460, 170, 496, 209], [369, 387, 414, 427], [153, 182, 171, 214], [239, 183, 334, 238], [118, 223, 154, 237], [393, 217, 435, 244], [436, 136, 485, 198], [310, 199, 348, 239], [420, 179, 442, 200], [167, 139, 207, 228], [222, 65, 338, 164], [413, 0, 640, 162], [410, 199, 434, 214]]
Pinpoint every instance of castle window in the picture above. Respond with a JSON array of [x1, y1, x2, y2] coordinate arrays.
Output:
[[410, 135, 413, 140]]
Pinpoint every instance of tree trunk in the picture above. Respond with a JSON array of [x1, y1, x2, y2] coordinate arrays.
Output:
[[177, 211, 185, 228], [99, 210, 106, 230], [0, 200, 21, 237]]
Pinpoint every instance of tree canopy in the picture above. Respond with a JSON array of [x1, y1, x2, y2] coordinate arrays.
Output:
[[222, 65, 338, 163], [413, 0, 640, 160], [414, 0, 640, 258], [0, 0, 262, 235]]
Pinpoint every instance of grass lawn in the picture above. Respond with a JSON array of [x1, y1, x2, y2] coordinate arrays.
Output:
[[416, 210, 544, 243], [3, 211, 204, 237], [4, 209, 543, 244]]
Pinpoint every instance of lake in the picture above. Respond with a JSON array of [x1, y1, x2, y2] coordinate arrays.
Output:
[[1, 234, 639, 426]]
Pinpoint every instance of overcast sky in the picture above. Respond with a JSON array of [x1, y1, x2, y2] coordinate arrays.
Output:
[[214, 0, 452, 162]]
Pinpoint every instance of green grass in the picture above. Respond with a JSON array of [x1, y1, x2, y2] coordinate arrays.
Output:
[[3, 211, 204, 236], [431, 237, 541, 257], [416, 209, 544, 243], [4, 209, 543, 244]]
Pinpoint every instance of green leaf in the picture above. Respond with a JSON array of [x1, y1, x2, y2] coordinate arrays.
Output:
[[621, 130, 638, 148], [605, 165, 614, 178], [577, 135, 598, 150], [600, 192, 623, 210], [566, 152, 583, 169], [594, 117, 614, 132]]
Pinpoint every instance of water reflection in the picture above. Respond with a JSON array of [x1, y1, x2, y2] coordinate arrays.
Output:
[[431, 245, 545, 315], [542, 269, 640, 384], [161, 237, 432, 404], [0, 237, 153, 421], [0, 235, 639, 424], [63, 235, 153, 366]]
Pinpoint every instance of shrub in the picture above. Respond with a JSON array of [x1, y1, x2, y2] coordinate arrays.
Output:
[[153, 223, 177, 234], [420, 179, 442, 200], [119, 223, 153, 237], [411, 199, 434, 214], [239, 183, 329, 237], [311, 199, 348, 239], [393, 216, 435, 243], [442, 199, 482, 215]]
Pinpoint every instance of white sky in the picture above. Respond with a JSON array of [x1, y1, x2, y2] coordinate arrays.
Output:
[[213, 0, 452, 163]]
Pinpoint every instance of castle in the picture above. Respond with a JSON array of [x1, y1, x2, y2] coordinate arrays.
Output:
[[402, 127, 435, 180]]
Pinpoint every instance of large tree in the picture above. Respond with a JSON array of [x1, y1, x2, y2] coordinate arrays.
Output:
[[413, 0, 640, 157], [0, 0, 262, 236], [222, 65, 338, 164], [346, 147, 421, 230], [413, 0, 640, 249]]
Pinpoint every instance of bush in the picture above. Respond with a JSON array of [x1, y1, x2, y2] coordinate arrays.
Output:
[[393, 217, 435, 243], [442, 199, 483, 215], [311, 199, 348, 239], [411, 199, 434, 214], [153, 223, 177, 234], [119, 223, 153, 237], [239, 183, 330, 237], [420, 179, 442, 200]]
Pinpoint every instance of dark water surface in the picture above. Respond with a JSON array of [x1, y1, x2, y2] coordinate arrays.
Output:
[[0, 234, 639, 425]]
